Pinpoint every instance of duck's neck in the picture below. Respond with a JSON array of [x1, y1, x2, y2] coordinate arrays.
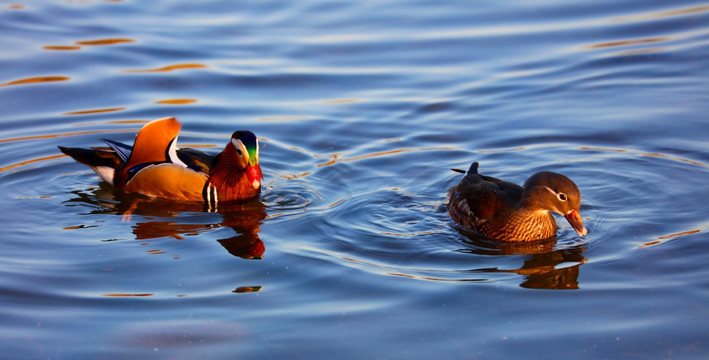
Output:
[[487, 209, 557, 241], [208, 156, 259, 202], [517, 210, 557, 240]]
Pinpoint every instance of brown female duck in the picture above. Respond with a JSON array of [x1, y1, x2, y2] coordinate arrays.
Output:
[[448, 162, 587, 241]]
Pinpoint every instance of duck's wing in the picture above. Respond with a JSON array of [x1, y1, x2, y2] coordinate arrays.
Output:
[[478, 174, 523, 204], [449, 163, 523, 221], [176, 148, 216, 173]]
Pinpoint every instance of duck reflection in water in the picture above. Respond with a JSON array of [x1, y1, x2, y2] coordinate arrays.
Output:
[[64, 182, 267, 260], [456, 228, 586, 290]]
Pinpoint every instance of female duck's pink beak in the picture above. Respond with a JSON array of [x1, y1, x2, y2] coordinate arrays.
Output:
[[564, 209, 588, 237]]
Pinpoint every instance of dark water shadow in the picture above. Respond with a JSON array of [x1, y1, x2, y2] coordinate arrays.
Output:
[[63, 182, 267, 260], [456, 228, 587, 290]]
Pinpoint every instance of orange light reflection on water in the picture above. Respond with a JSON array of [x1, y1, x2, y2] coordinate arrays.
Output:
[[0, 76, 70, 86], [583, 36, 671, 50], [155, 99, 198, 105], [0, 128, 139, 145], [72, 120, 149, 127], [316, 146, 455, 167], [0, 154, 67, 173], [76, 38, 134, 46], [578, 146, 706, 167], [43, 45, 81, 51], [639, 229, 703, 248], [124, 63, 208, 73], [611, 5, 709, 23], [64, 107, 126, 115], [44, 37, 134, 51]]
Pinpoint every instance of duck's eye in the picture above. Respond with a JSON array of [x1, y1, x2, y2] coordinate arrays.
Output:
[[557, 193, 568, 201], [231, 138, 246, 157]]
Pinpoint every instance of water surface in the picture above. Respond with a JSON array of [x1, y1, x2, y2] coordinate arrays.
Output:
[[1, 1, 709, 359]]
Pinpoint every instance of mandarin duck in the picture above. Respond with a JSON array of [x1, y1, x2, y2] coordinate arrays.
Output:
[[59, 117, 262, 206], [448, 162, 587, 242]]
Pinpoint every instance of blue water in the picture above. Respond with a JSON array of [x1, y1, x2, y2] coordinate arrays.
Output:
[[2, 1, 709, 359]]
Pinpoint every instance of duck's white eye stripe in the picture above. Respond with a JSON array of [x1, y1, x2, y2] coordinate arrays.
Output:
[[543, 186, 568, 201], [231, 138, 249, 160]]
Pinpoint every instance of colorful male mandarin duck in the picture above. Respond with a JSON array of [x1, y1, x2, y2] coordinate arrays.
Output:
[[59, 117, 262, 205], [448, 162, 587, 242]]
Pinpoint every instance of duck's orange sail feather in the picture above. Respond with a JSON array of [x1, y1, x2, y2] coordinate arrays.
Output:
[[125, 117, 182, 171]]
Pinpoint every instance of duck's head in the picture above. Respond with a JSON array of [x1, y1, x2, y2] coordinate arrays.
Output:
[[522, 171, 587, 237], [224, 130, 262, 189]]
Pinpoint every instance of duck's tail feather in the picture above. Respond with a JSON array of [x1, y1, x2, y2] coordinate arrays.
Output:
[[58, 146, 123, 169], [58, 145, 124, 185]]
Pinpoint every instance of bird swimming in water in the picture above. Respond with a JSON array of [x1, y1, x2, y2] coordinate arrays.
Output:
[[448, 162, 587, 242], [58, 117, 262, 207]]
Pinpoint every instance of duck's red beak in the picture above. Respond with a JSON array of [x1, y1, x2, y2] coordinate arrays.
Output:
[[564, 209, 588, 237], [246, 164, 262, 189]]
